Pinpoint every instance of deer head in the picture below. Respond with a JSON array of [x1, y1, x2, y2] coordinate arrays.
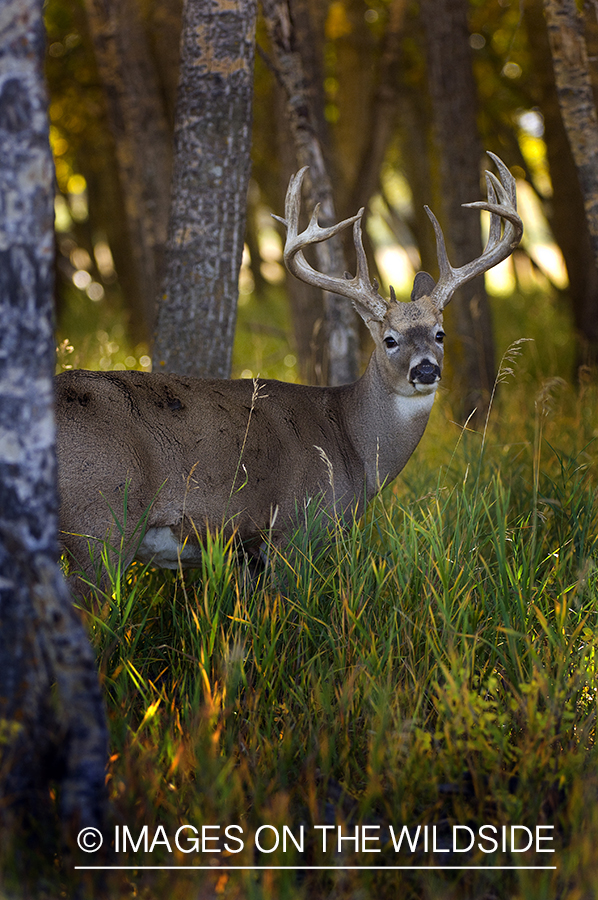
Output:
[[274, 152, 522, 402]]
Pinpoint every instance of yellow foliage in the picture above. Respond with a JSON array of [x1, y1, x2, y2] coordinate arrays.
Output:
[[0, 718, 23, 746], [67, 173, 87, 194], [326, 1, 352, 40], [519, 133, 552, 196]]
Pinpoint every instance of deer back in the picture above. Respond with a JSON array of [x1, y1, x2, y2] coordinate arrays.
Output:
[[56, 370, 363, 569]]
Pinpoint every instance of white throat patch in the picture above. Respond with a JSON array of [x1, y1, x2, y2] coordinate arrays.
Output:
[[393, 390, 436, 420]]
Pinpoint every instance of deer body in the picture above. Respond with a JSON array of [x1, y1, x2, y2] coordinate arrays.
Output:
[[56, 306, 439, 578], [56, 154, 522, 591]]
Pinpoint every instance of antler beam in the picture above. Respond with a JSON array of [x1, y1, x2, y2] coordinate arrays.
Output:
[[273, 167, 388, 321], [424, 152, 523, 310]]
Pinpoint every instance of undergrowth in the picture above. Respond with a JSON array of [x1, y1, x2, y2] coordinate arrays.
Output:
[[44, 371, 598, 900]]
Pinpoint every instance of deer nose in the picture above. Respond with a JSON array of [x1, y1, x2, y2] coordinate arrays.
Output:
[[409, 360, 441, 385]]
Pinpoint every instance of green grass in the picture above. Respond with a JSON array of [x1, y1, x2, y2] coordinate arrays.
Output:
[[53, 365, 597, 900], [47, 283, 598, 898]]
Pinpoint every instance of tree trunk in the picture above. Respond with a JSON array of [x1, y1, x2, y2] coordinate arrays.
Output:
[[345, 0, 409, 219], [84, 0, 173, 340], [153, 0, 257, 379], [143, 0, 185, 129], [421, 0, 495, 421], [275, 89, 327, 383], [525, 0, 598, 371], [0, 0, 107, 860], [542, 0, 598, 368], [397, 88, 438, 278], [543, 0, 598, 258], [261, 0, 360, 386], [395, 5, 438, 280]]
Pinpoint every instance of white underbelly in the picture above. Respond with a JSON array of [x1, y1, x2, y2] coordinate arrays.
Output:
[[135, 525, 204, 569]]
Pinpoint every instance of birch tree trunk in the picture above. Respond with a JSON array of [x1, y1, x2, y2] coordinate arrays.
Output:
[[261, 0, 360, 386], [526, 0, 598, 371], [0, 0, 107, 857], [543, 0, 598, 272], [421, 0, 495, 421], [153, 0, 257, 379]]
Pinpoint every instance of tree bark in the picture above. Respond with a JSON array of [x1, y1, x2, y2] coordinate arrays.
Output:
[[543, 0, 598, 263], [0, 0, 107, 855], [143, 0, 185, 129], [153, 0, 257, 379], [526, 0, 598, 370], [421, 0, 495, 421], [261, 0, 360, 386], [345, 0, 409, 219], [274, 86, 326, 383], [84, 0, 173, 340]]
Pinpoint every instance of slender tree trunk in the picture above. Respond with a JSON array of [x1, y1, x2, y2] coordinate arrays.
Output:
[[395, 1, 438, 280], [526, 0, 598, 371], [0, 0, 107, 860], [275, 88, 327, 383], [345, 0, 409, 219], [543, 0, 598, 261], [421, 0, 495, 421], [398, 87, 438, 278], [144, 0, 185, 129], [84, 0, 173, 340], [332, 0, 408, 316], [261, 0, 360, 386], [153, 0, 257, 379]]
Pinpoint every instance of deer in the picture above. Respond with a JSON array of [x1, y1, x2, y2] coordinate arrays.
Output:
[[55, 152, 522, 597]]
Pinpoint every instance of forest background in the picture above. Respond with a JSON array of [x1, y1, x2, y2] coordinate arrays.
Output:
[[47, 0, 598, 408], [2, 0, 598, 898]]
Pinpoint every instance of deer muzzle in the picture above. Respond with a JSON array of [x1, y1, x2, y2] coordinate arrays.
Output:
[[409, 360, 441, 386]]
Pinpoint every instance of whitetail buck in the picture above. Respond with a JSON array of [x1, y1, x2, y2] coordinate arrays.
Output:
[[56, 153, 522, 593]]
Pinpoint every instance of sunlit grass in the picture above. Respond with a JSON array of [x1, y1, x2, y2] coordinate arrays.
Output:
[[57, 358, 597, 899], [48, 284, 598, 897]]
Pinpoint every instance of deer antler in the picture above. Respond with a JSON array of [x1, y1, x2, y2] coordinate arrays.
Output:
[[273, 167, 388, 322], [424, 152, 523, 310]]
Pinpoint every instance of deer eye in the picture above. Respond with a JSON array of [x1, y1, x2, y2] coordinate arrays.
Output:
[[384, 336, 398, 349], [435, 330, 445, 344]]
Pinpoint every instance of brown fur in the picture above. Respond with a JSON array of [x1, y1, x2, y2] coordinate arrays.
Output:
[[56, 297, 444, 590]]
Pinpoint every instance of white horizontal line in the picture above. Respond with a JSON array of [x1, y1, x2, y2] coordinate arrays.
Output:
[[75, 865, 557, 871]]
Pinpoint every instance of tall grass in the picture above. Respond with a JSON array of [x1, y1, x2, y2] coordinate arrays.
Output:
[[44, 365, 596, 900]]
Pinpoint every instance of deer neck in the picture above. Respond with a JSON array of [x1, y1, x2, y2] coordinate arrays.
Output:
[[342, 353, 436, 498]]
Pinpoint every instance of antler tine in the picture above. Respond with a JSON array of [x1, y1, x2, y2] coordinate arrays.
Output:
[[273, 166, 388, 322], [426, 153, 523, 311], [424, 204, 453, 282], [487, 151, 517, 205], [463, 167, 523, 249], [271, 166, 308, 236], [481, 173, 502, 254]]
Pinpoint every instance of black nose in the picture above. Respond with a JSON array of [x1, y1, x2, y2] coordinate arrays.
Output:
[[409, 360, 441, 384]]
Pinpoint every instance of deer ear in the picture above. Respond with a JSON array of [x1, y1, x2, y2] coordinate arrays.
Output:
[[411, 271, 436, 302]]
